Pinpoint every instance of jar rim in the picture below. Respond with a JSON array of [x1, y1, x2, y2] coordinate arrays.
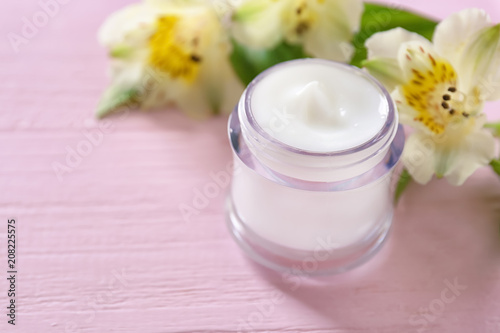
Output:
[[229, 110, 405, 190]]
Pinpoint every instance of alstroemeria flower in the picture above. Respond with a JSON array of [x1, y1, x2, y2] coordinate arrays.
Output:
[[97, 0, 243, 119], [231, 0, 363, 62], [364, 9, 500, 185]]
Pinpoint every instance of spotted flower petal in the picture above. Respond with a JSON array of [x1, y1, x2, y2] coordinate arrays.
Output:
[[366, 27, 430, 60], [364, 28, 432, 92]]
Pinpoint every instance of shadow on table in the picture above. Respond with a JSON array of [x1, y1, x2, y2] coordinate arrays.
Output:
[[247, 170, 500, 330]]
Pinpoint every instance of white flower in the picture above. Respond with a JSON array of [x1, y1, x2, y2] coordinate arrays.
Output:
[[364, 9, 500, 185], [97, 0, 243, 119], [231, 0, 363, 62]]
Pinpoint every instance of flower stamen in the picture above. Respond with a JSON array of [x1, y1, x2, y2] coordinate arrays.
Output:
[[402, 52, 463, 134], [287, 1, 317, 38], [296, 21, 310, 35]]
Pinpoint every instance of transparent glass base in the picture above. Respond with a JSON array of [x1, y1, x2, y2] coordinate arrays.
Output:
[[226, 195, 393, 276]]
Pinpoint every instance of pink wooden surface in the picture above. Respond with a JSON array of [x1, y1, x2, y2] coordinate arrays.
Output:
[[1, 0, 500, 332]]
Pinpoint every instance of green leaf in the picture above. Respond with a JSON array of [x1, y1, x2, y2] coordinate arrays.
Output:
[[230, 39, 308, 86], [394, 169, 412, 204], [485, 122, 500, 137], [350, 2, 439, 68], [491, 159, 500, 177], [96, 86, 138, 119]]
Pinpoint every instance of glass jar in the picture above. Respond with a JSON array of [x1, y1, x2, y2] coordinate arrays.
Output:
[[226, 59, 405, 275]]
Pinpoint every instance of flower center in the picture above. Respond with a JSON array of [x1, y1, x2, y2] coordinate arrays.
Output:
[[401, 52, 476, 135], [287, 0, 318, 37], [149, 16, 202, 82]]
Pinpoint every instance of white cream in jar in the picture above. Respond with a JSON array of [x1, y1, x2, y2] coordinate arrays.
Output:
[[251, 62, 388, 152]]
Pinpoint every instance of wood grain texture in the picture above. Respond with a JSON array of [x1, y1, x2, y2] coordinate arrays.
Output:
[[0, 0, 500, 332]]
